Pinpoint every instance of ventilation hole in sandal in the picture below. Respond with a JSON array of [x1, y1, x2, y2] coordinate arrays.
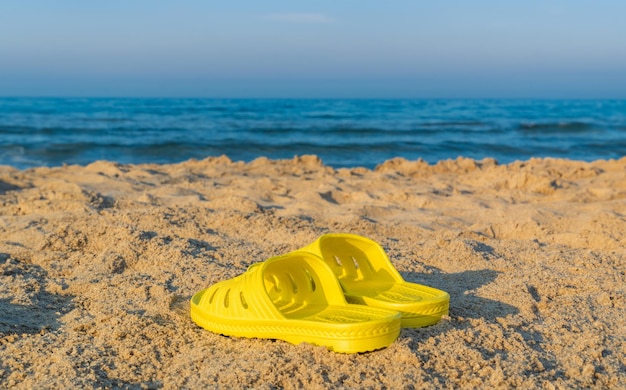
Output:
[[240, 292, 249, 309], [224, 289, 230, 308], [272, 274, 282, 293], [287, 273, 298, 294], [209, 288, 218, 304], [351, 256, 360, 269], [334, 256, 342, 267], [359, 258, 371, 271], [304, 269, 316, 292]]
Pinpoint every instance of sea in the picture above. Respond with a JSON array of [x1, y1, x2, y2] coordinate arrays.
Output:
[[1, 98, 625, 170]]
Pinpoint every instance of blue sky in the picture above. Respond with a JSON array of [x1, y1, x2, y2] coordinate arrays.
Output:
[[1, 0, 625, 98]]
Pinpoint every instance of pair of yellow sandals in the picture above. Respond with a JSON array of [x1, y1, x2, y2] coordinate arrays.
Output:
[[190, 234, 450, 353]]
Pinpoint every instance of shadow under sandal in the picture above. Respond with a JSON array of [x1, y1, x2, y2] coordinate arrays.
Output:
[[190, 252, 402, 353], [299, 233, 450, 328]]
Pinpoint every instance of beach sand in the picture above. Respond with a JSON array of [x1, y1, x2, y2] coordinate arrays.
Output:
[[1, 155, 625, 388]]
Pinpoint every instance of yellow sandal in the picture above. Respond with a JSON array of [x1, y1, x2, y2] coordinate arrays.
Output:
[[299, 233, 450, 328], [190, 251, 401, 353]]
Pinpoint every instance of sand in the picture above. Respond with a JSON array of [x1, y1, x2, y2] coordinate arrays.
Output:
[[0, 155, 625, 389]]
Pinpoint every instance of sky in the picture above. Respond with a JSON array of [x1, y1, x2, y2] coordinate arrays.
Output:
[[1, 0, 625, 98]]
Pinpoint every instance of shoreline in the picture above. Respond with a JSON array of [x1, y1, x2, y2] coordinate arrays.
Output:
[[3, 153, 626, 174], [1, 155, 625, 388]]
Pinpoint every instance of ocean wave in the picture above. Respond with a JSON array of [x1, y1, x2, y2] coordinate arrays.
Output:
[[242, 126, 444, 137], [517, 121, 596, 133], [418, 121, 489, 128]]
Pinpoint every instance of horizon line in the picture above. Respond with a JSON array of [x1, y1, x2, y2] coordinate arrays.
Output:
[[2, 96, 625, 101]]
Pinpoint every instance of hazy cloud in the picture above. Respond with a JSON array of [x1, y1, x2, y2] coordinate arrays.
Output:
[[264, 13, 334, 24]]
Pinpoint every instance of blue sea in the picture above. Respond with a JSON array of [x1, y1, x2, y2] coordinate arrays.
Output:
[[1, 98, 625, 170]]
